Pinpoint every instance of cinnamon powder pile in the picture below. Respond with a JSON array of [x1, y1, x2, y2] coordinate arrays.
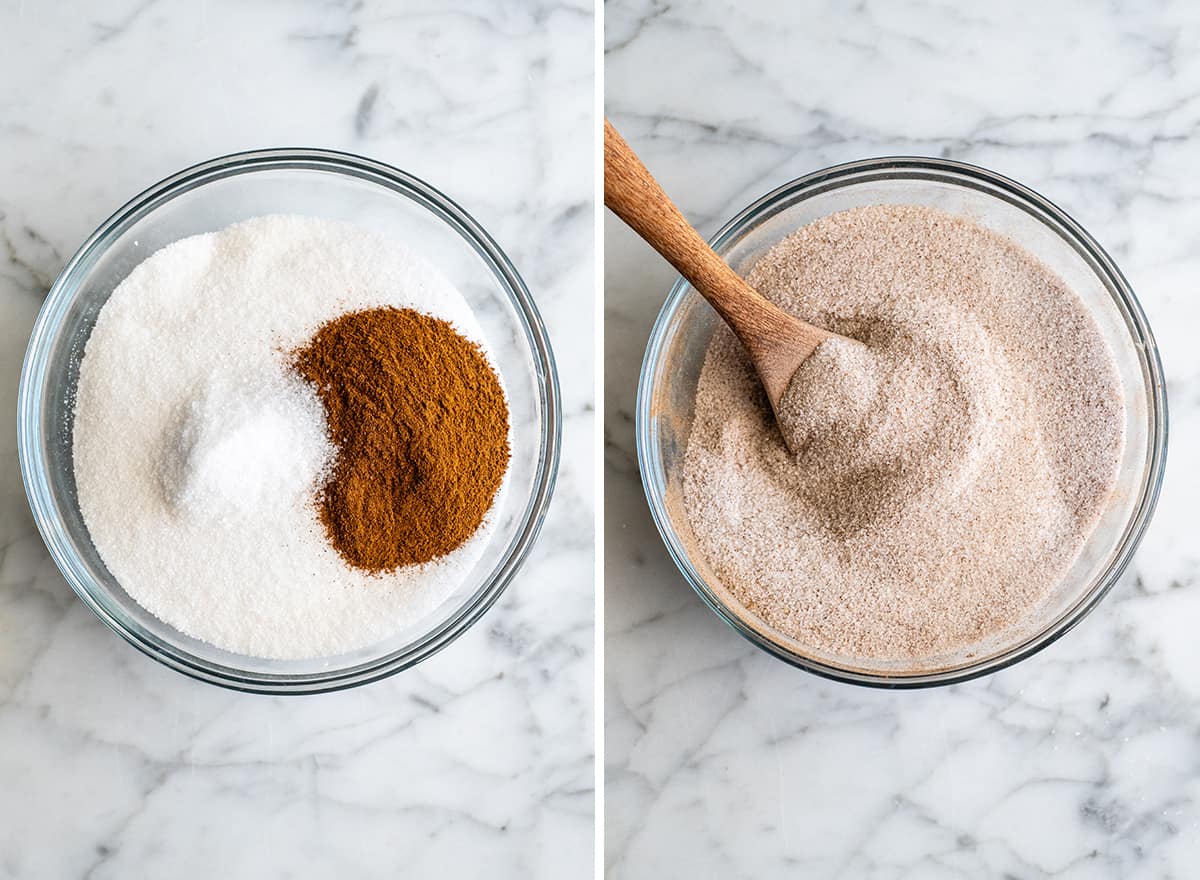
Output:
[[293, 306, 509, 572]]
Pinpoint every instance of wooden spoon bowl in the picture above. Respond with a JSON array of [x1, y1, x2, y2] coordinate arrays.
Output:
[[604, 119, 839, 426]]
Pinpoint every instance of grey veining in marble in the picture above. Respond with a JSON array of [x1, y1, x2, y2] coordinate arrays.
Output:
[[606, 1, 1199, 877], [0, 1, 593, 877]]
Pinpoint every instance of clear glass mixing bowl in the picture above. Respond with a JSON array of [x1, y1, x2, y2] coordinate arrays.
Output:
[[18, 148, 560, 694], [637, 157, 1167, 688]]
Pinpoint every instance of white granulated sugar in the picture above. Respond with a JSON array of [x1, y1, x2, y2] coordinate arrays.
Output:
[[73, 215, 504, 660], [157, 372, 332, 520], [682, 205, 1125, 663]]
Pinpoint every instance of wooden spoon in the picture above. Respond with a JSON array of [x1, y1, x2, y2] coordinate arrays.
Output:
[[604, 119, 836, 437]]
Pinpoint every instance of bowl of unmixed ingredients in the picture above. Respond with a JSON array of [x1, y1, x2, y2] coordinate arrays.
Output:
[[19, 149, 559, 693], [638, 157, 1166, 687]]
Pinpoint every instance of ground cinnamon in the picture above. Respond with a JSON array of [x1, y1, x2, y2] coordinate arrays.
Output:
[[293, 306, 509, 572]]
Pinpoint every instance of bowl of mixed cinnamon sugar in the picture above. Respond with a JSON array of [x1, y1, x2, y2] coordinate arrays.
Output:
[[637, 158, 1165, 687], [19, 149, 560, 693]]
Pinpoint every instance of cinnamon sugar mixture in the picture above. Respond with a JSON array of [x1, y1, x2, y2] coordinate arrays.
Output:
[[682, 205, 1125, 661]]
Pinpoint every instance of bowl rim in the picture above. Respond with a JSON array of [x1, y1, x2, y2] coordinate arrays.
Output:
[[17, 147, 562, 694], [635, 155, 1168, 689]]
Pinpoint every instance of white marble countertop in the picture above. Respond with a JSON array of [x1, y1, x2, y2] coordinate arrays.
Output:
[[0, 2, 593, 877], [606, 2, 1200, 877]]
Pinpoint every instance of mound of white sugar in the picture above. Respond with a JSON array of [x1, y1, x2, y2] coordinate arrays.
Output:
[[682, 205, 1125, 663], [157, 373, 332, 520], [72, 215, 505, 660]]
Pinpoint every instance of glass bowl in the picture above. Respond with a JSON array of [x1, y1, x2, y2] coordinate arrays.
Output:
[[18, 148, 560, 694], [637, 157, 1167, 688]]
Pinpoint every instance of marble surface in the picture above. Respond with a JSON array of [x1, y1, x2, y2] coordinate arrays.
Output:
[[0, 2, 593, 877], [606, 2, 1200, 877]]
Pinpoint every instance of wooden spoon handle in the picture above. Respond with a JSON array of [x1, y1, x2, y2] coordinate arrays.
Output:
[[603, 118, 823, 367]]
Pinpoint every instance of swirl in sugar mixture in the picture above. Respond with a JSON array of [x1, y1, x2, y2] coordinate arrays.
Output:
[[682, 205, 1125, 662]]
